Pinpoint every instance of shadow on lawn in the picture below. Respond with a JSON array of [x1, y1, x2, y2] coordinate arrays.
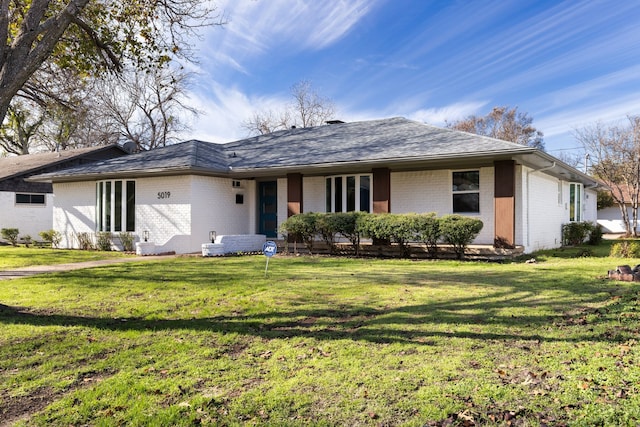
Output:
[[1, 283, 638, 346]]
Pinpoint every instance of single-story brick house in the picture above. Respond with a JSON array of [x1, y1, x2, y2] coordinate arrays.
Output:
[[0, 145, 128, 242], [30, 117, 599, 254]]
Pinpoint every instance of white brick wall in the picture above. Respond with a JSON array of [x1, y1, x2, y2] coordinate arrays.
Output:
[[191, 176, 255, 251], [215, 234, 266, 253], [390, 168, 495, 245], [0, 191, 54, 242], [135, 176, 193, 254], [523, 168, 566, 252], [53, 182, 96, 248], [303, 176, 326, 213]]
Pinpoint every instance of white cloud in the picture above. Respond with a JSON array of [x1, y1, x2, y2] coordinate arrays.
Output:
[[406, 102, 488, 126], [181, 83, 291, 143], [203, 0, 374, 61]]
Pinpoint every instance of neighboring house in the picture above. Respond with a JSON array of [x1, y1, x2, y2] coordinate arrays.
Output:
[[597, 184, 638, 234], [0, 145, 129, 242], [30, 117, 600, 254]]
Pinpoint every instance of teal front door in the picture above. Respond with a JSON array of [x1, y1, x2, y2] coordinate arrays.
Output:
[[259, 181, 278, 237]]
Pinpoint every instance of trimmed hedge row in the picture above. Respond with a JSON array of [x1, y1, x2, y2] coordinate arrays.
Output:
[[279, 212, 483, 260]]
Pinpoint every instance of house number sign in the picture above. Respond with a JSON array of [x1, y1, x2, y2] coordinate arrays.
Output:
[[157, 191, 171, 199]]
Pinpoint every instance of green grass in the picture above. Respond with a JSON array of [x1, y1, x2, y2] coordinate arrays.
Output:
[[0, 246, 131, 270], [1, 246, 640, 426]]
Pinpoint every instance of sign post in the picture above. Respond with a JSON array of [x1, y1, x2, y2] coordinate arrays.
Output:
[[262, 240, 277, 277]]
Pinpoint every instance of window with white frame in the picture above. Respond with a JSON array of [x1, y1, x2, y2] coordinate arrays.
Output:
[[96, 180, 136, 232], [569, 183, 582, 222], [15, 193, 46, 205], [557, 181, 563, 206], [452, 170, 480, 213], [325, 174, 372, 213]]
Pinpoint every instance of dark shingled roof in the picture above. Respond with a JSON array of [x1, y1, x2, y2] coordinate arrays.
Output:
[[224, 117, 533, 170], [0, 145, 127, 181], [30, 117, 597, 186]]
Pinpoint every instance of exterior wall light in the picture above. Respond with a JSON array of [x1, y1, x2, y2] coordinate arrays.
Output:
[[209, 231, 217, 243], [143, 230, 150, 242]]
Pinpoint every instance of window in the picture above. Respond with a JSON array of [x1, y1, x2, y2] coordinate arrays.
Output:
[[558, 181, 563, 206], [452, 171, 480, 213], [15, 193, 45, 205], [326, 174, 372, 213], [569, 183, 582, 222], [96, 180, 136, 232]]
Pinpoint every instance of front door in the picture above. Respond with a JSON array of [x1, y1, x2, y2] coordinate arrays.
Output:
[[259, 181, 278, 237]]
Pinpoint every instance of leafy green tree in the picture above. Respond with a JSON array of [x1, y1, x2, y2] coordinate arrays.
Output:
[[0, 1, 222, 128], [0, 103, 44, 155]]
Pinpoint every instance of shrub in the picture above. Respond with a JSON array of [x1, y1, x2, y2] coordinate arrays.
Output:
[[359, 213, 418, 257], [75, 232, 94, 250], [1, 228, 19, 246], [562, 222, 592, 246], [439, 215, 483, 260], [336, 212, 367, 255], [96, 232, 112, 251], [316, 213, 341, 253], [587, 223, 603, 246], [610, 241, 640, 258], [413, 213, 440, 258], [38, 229, 61, 248], [279, 213, 319, 254], [119, 232, 135, 252]]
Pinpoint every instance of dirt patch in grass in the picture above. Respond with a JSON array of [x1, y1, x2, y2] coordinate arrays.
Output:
[[0, 371, 114, 426], [0, 387, 59, 427]]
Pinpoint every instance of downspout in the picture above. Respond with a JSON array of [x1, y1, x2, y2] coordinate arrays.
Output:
[[525, 162, 556, 249]]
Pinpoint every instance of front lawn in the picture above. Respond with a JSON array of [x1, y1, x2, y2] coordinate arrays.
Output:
[[0, 246, 131, 270], [1, 251, 639, 425]]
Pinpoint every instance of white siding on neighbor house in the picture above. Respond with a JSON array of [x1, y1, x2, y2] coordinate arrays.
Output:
[[598, 205, 636, 234], [390, 167, 495, 245], [53, 182, 97, 249], [191, 176, 256, 252], [522, 168, 566, 252], [0, 191, 53, 242]]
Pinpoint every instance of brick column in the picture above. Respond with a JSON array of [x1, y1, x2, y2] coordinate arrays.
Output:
[[494, 160, 515, 248], [287, 173, 303, 217], [372, 168, 391, 213]]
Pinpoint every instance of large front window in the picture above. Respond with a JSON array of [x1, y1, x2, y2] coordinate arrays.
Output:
[[569, 183, 582, 222], [96, 180, 136, 232], [326, 174, 371, 213], [452, 171, 480, 213]]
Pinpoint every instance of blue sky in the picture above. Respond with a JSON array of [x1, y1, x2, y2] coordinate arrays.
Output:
[[185, 0, 640, 157]]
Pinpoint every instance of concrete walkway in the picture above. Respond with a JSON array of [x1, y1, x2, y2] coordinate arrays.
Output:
[[0, 255, 176, 281]]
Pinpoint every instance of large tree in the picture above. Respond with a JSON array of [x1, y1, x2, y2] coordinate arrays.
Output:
[[0, 102, 45, 155], [575, 116, 640, 236], [0, 0, 220, 128], [94, 67, 198, 151], [446, 106, 545, 150], [243, 80, 336, 135]]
